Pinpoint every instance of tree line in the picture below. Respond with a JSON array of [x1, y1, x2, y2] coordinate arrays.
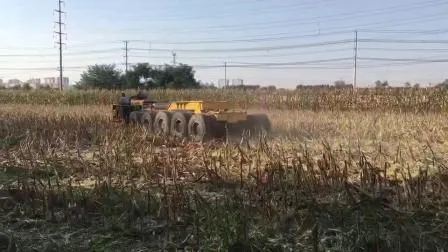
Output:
[[74, 63, 201, 90], [67, 62, 448, 91]]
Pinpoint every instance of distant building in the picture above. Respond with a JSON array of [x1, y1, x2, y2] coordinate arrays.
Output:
[[27, 78, 42, 89], [219, 78, 245, 87], [7, 79, 22, 88], [0, 79, 3, 87], [43, 77, 69, 90], [218, 79, 229, 87], [231, 79, 244, 86]]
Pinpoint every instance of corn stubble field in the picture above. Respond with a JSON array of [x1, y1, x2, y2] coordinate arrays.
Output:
[[1, 88, 448, 251]]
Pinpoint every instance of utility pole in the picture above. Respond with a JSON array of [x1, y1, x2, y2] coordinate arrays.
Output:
[[54, 0, 66, 91], [123, 40, 129, 90], [123, 41, 129, 73], [353, 30, 358, 90], [148, 43, 151, 63], [224, 62, 227, 87], [172, 52, 177, 65]]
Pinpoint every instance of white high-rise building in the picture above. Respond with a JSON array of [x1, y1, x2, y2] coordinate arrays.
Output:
[[7, 79, 21, 88], [218, 79, 229, 87], [231, 79, 244, 86], [27, 78, 42, 89], [43, 77, 69, 90]]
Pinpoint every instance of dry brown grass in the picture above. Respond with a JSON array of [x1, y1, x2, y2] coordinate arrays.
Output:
[[1, 87, 448, 112], [1, 98, 448, 251]]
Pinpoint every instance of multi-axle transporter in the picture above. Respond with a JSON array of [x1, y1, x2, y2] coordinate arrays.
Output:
[[112, 98, 271, 141]]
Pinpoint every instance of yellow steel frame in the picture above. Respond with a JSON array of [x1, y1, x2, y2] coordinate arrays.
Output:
[[131, 100, 145, 106], [167, 101, 241, 113], [113, 100, 248, 123], [213, 111, 247, 123], [167, 101, 247, 123]]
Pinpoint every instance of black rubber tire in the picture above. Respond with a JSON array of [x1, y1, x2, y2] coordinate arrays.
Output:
[[136, 111, 144, 123], [141, 111, 154, 132], [129, 111, 143, 124], [153, 111, 172, 136], [246, 114, 272, 133], [170, 112, 191, 138], [214, 121, 227, 139], [187, 114, 208, 142], [187, 114, 225, 142]]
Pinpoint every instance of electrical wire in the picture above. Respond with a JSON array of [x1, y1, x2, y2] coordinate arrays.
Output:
[[359, 57, 448, 62], [36, 27, 448, 50], [360, 29, 448, 34], [174, 0, 447, 32], [360, 47, 448, 52], [128, 47, 353, 60], [129, 39, 352, 53], [127, 30, 353, 45], [223, 57, 352, 66], [359, 39, 448, 44], [100, 0, 338, 23], [0, 48, 121, 57], [115, 1, 447, 34]]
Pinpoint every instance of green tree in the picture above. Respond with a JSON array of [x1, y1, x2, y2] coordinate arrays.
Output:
[[76, 62, 200, 90], [22, 83, 32, 90], [375, 80, 389, 88], [127, 63, 200, 89], [168, 64, 200, 89], [334, 80, 346, 88], [76, 64, 124, 89], [126, 63, 154, 89], [375, 80, 382, 88]]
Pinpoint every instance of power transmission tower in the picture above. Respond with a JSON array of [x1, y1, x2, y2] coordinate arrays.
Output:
[[172, 52, 177, 65], [353, 30, 358, 89], [123, 41, 129, 73], [123, 40, 129, 90], [148, 43, 151, 63], [54, 0, 66, 91], [224, 62, 227, 87]]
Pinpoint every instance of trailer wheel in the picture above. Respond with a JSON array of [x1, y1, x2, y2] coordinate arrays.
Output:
[[129, 111, 143, 124], [141, 111, 154, 131], [188, 115, 207, 142], [187, 114, 222, 142], [247, 114, 272, 134], [153, 111, 171, 136], [170, 112, 191, 138]]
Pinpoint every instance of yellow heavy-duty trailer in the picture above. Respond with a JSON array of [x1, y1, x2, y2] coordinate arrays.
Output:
[[112, 99, 271, 141]]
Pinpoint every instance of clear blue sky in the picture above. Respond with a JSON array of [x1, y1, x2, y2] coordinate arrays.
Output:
[[1, 0, 448, 88]]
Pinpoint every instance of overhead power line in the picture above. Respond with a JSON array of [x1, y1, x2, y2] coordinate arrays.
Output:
[[126, 38, 448, 54], [0, 66, 87, 71], [129, 39, 352, 53], [3, 37, 448, 58], [1, 56, 446, 72], [128, 47, 353, 61], [102, 0, 337, 23], [0, 48, 121, 57], [174, 0, 447, 32], [359, 39, 448, 44], [360, 29, 448, 34], [223, 57, 352, 66], [357, 60, 448, 69], [360, 47, 448, 52], [34, 27, 447, 50], [127, 30, 353, 45], [359, 57, 448, 62], [116, 0, 447, 34]]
